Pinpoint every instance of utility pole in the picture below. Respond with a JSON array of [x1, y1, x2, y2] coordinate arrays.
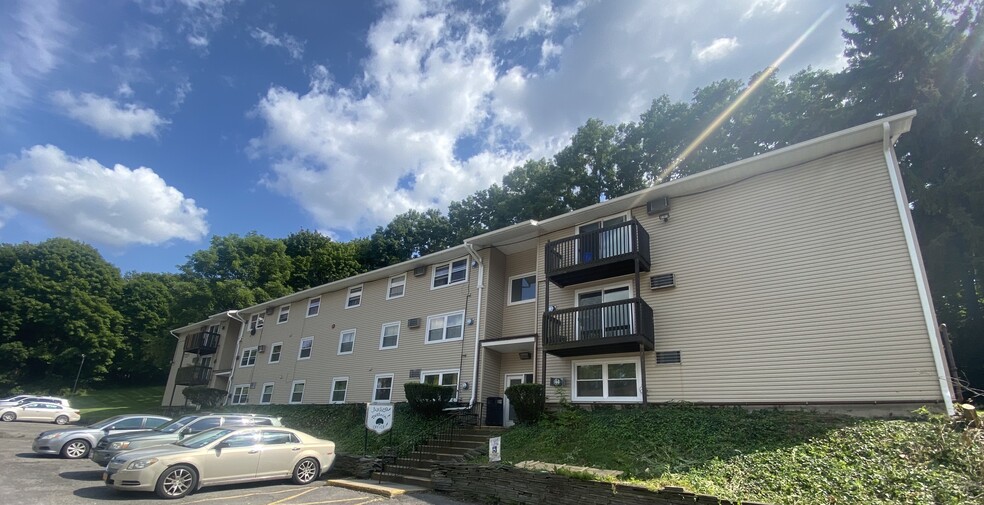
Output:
[[72, 354, 86, 394]]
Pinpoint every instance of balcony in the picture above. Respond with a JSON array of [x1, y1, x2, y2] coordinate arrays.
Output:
[[175, 365, 212, 386], [542, 298, 654, 357], [545, 220, 650, 287], [183, 330, 220, 355]]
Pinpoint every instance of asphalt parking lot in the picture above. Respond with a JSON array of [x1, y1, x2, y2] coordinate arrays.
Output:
[[0, 420, 474, 505]]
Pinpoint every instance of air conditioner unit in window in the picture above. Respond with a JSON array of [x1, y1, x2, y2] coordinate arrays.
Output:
[[407, 317, 421, 329], [647, 196, 670, 215], [250, 382, 256, 389], [265, 307, 275, 315], [257, 345, 266, 353], [413, 265, 428, 277]]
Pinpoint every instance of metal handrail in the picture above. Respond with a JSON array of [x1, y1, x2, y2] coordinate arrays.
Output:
[[543, 297, 654, 346], [545, 219, 650, 274], [375, 409, 473, 483]]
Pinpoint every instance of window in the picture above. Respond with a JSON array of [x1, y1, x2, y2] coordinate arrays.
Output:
[[432, 258, 467, 288], [110, 418, 143, 430], [259, 383, 274, 404], [422, 369, 459, 401], [380, 322, 400, 349], [239, 347, 257, 367], [298, 337, 313, 360], [508, 273, 536, 305], [248, 313, 264, 331], [268, 343, 283, 364], [426, 311, 464, 343], [277, 305, 290, 324], [231, 385, 249, 405], [145, 417, 168, 428], [338, 330, 355, 355], [572, 358, 641, 402], [198, 356, 212, 369], [346, 285, 363, 308], [306, 296, 321, 317], [387, 274, 406, 299], [289, 381, 305, 404], [373, 374, 394, 403], [330, 378, 348, 404], [261, 431, 299, 445]]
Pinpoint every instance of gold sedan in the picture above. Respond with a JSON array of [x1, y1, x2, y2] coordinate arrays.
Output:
[[102, 426, 335, 499]]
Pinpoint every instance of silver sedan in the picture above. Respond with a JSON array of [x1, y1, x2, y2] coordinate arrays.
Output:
[[0, 402, 80, 425], [33, 414, 170, 459], [103, 426, 336, 499]]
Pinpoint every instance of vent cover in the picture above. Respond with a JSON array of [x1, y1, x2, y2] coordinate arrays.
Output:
[[650, 273, 675, 289], [407, 317, 421, 329], [257, 345, 266, 354], [409, 369, 421, 379], [265, 307, 275, 315], [656, 351, 682, 364], [413, 265, 428, 277], [646, 196, 670, 215]]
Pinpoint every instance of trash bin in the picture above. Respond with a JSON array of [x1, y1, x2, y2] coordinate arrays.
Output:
[[486, 396, 504, 426]]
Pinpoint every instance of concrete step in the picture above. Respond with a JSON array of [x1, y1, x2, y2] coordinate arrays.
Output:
[[371, 471, 433, 489], [419, 440, 485, 450], [410, 449, 467, 461], [377, 464, 432, 479]]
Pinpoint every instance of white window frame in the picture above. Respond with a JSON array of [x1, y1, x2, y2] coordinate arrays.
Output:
[[372, 373, 394, 403], [259, 382, 275, 405], [248, 313, 264, 331], [431, 257, 468, 289], [507, 272, 537, 306], [570, 357, 642, 403], [231, 384, 250, 405], [379, 322, 400, 350], [306, 296, 321, 317], [239, 347, 258, 368], [298, 336, 314, 360], [330, 377, 349, 404], [338, 329, 355, 355], [346, 284, 363, 309], [289, 380, 305, 404], [387, 274, 406, 300], [268, 342, 283, 364], [425, 311, 465, 344], [576, 211, 631, 234], [277, 305, 290, 324], [421, 368, 460, 402], [574, 282, 634, 340]]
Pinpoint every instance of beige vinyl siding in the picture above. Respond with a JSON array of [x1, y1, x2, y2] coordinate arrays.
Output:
[[501, 248, 539, 337], [483, 248, 506, 340], [480, 351, 502, 403]]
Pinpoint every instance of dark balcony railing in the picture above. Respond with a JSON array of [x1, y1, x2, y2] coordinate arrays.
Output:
[[183, 330, 220, 355], [545, 220, 651, 287], [542, 298, 654, 357], [175, 365, 212, 386]]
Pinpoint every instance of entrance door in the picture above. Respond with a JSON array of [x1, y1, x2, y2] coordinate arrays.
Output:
[[577, 285, 632, 340], [577, 215, 628, 264], [503, 373, 533, 427]]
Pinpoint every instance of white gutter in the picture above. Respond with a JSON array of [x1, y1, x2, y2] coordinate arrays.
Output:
[[224, 310, 247, 405], [463, 242, 484, 408], [882, 120, 955, 415]]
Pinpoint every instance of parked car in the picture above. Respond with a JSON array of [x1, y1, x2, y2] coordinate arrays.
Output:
[[0, 402, 80, 425], [0, 396, 71, 407], [0, 394, 32, 403], [33, 414, 172, 459], [91, 413, 282, 466], [103, 426, 335, 498]]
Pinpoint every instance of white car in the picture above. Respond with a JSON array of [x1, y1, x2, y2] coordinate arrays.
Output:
[[0, 402, 81, 425], [0, 396, 71, 408], [103, 426, 335, 499]]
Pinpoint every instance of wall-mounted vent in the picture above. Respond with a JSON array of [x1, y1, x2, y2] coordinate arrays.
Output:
[[409, 369, 421, 379], [656, 351, 682, 364], [265, 307, 275, 315], [249, 382, 257, 389], [647, 196, 670, 215], [407, 317, 421, 329], [650, 273, 675, 289], [413, 265, 428, 277], [257, 345, 266, 354]]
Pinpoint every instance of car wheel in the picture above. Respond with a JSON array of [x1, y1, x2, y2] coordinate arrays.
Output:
[[61, 439, 90, 459], [291, 457, 320, 485], [1, 412, 15, 422], [155, 465, 197, 499], [54, 415, 70, 425]]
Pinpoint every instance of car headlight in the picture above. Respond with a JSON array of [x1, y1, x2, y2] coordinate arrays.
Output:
[[40, 433, 65, 440], [125, 458, 159, 470], [109, 441, 131, 450]]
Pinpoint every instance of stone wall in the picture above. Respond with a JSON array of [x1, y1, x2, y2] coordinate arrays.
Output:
[[327, 453, 377, 479]]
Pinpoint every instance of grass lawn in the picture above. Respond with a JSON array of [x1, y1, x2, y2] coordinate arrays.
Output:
[[70, 386, 165, 422]]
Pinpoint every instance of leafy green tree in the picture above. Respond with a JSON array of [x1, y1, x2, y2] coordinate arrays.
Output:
[[115, 272, 178, 382], [359, 209, 456, 269], [284, 229, 364, 291]]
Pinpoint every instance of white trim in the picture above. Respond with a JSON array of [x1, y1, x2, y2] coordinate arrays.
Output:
[[345, 284, 363, 309], [386, 274, 406, 300], [425, 310, 465, 344], [576, 211, 631, 234], [372, 373, 395, 403], [421, 368, 461, 401], [267, 342, 283, 364], [231, 384, 250, 405], [431, 257, 469, 290], [507, 272, 537, 306], [306, 296, 321, 317], [338, 329, 356, 355], [570, 357, 643, 403], [239, 347, 258, 368], [276, 305, 290, 324], [379, 322, 400, 350], [573, 282, 633, 304], [289, 380, 305, 404], [297, 336, 314, 360], [259, 382, 275, 405], [882, 122, 954, 415], [330, 377, 349, 404]]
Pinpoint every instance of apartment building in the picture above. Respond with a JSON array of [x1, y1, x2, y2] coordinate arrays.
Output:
[[164, 111, 957, 419]]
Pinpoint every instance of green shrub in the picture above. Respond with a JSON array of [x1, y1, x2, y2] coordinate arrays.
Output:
[[504, 383, 544, 424], [181, 386, 227, 408], [404, 382, 455, 417]]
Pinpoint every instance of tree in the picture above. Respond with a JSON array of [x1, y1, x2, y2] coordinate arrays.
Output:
[[115, 272, 178, 382], [284, 229, 364, 291]]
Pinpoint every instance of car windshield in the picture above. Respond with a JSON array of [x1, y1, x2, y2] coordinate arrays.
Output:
[[88, 415, 125, 429], [1, 395, 28, 402], [175, 428, 236, 448], [155, 416, 197, 433]]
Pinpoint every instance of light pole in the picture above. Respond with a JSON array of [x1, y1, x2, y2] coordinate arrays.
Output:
[[72, 354, 86, 394]]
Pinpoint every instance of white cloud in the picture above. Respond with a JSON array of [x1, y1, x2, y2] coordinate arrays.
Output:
[[178, 0, 236, 49], [172, 79, 192, 108], [250, 27, 305, 60], [0, 0, 72, 113], [693, 37, 740, 63], [0, 145, 208, 246], [117, 82, 134, 97], [52, 91, 170, 140], [499, 0, 583, 39]]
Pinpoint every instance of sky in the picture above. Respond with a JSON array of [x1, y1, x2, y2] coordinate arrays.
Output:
[[0, 0, 850, 274]]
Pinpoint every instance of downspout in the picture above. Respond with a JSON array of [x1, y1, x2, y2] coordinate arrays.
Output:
[[224, 310, 247, 406], [463, 243, 484, 409], [882, 121, 955, 415]]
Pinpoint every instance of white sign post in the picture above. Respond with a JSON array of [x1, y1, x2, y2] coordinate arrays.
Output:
[[489, 436, 501, 462], [366, 404, 394, 435]]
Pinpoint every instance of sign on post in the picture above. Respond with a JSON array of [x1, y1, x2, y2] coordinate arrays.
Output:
[[366, 404, 394, 434], [489, 436, 501, 462]]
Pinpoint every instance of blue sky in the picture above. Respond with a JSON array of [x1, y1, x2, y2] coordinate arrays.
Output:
[[0, 0, 849, 273]]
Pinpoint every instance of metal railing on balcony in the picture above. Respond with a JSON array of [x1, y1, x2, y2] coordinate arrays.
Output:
[[542, 298, 654, 356], [545, 220, 650, 287], [183, 330, 220, 355], [174, 365, 212, 386]]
